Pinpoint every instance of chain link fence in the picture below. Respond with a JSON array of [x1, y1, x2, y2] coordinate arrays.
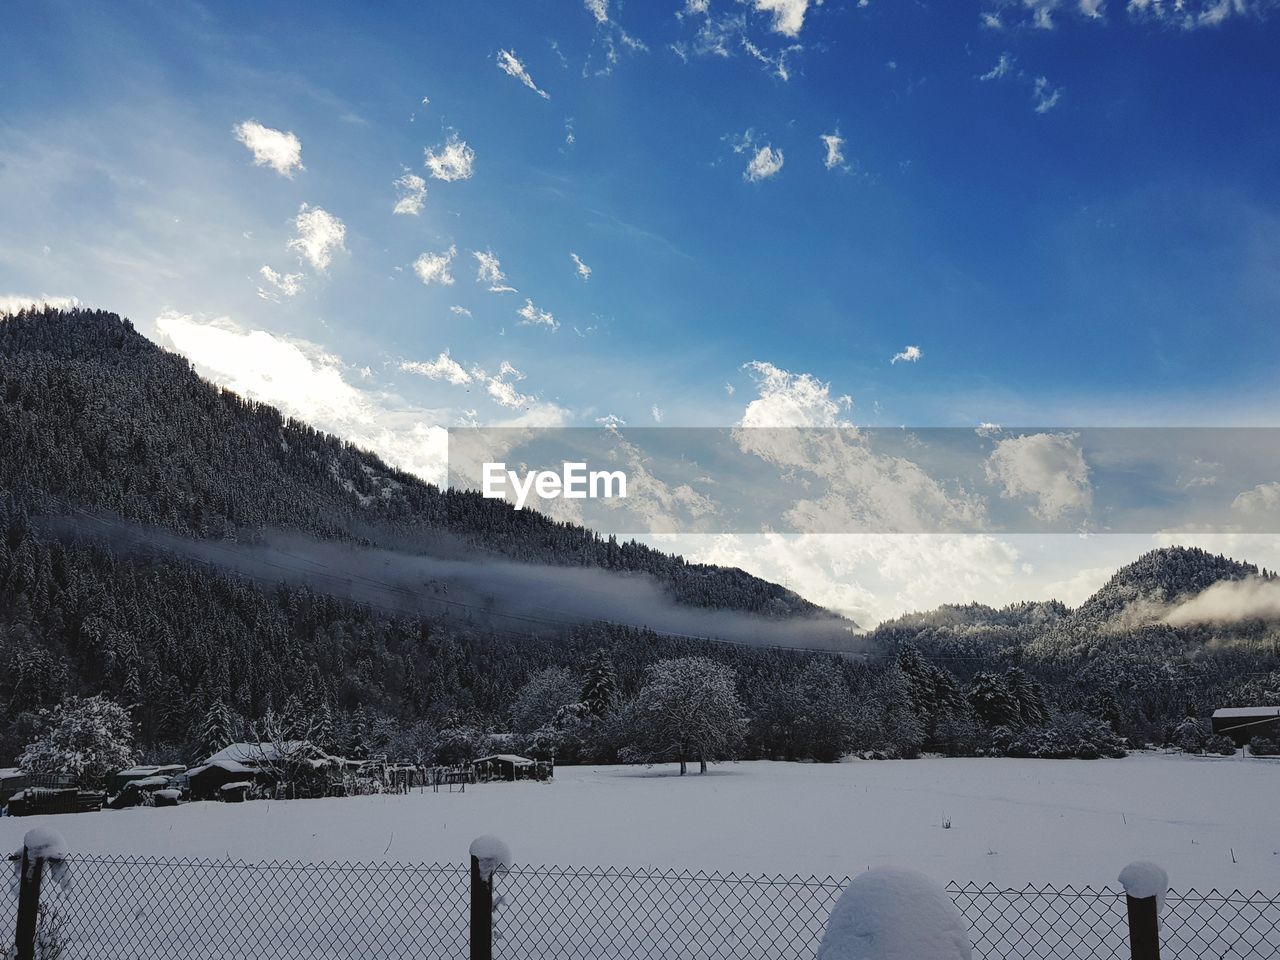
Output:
[[5, 852, 1279, 958]]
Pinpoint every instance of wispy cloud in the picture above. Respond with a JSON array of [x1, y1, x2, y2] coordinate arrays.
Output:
[[474, 250, 516, 292], [497, 49, 550, 99], [570, 252, 592, 280], [820, 131, 846, 170], [413, 245, 457, 285], [1033, 75, 1064, 113], [891, 344, 922, 364], [0, 294, 80, 315], [425, 133, 476, 182], [401, 351, 472, 385], [288, 204, 346, 272], [517, 298, 559, 331], [980, 52, 1014, 81], [746, 145, 784, 182], [393, 170, 427, 215], [257, 265, 304, 301], [753, 0, 817, 37], [233, 120, 303, 177]]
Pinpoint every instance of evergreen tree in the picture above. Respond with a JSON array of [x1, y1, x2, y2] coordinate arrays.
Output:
[[580, 649, 617, 717]]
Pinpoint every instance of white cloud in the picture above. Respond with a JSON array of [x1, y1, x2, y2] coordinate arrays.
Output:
[[753, 0, 818, 37], [980, 52, 1013, 81], [651, 404, 664, 423], [232, 121, 303, 177], [414, 245, 457, 285], [890, 344, 922, 364], [450, 305, 473, 318], [570, 252, 592, 280], [257, 265, 304, 302], [393, 171, 427, 215], [517, 298, 559, 331], [401, 351, 472, 386], [155, 313, 456, 486], [287, 204, 346, 272], [585, 0, 610, 24], [474, 250, 516, 292], [425, 133, 476, 182], [1033, 76, 1064, 113], [1232, 481, 1280, 515], [821, 132, 846, 170], [0, 294, 79, 315], [497, 49, 550, 99], [1080, 0, 1106, 17], [985, 432, 1092, 521], [745, 144, 785, 182]]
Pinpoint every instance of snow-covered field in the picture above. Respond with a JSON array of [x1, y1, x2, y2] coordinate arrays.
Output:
[[6, 753, 1278, 891]]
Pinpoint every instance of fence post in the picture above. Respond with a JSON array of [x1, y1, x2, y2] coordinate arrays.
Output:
[[1119, 860, 1167, 960], [1125, 894, 1160, 960], [14, 845, 47, 960], [470, 854, 493, 960]]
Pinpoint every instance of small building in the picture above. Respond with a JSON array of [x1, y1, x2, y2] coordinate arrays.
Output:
[[0, 767, 28, 797], [186, 759, 258, 800], [109, 764, 186, 795], [1211, 706, 1280, 746]]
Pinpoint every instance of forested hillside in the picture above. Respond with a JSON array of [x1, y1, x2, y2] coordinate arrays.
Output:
[[0, 307, 822, 619]]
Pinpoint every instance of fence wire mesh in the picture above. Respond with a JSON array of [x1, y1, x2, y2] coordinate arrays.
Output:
[[4, 853, 1278, 959]]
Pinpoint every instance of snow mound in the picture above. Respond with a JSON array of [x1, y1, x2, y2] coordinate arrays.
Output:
[[469, 835, 512, 881], [818, 866, 972, 960], [1119, 860, 1168, 910], [22, 827, 68, 861]]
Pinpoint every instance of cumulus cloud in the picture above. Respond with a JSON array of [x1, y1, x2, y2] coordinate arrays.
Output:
[[891, 345, 922, 364], [257, 266, 304, 302], [753, 0, 818, 37], [1232, 481, 1280, 515], [413, 245, 457, 285], [393, 170, 428, 215], [474, 250, 516, 292], [585, 0, 609, 24], [287, 204, 346, 272], [401, 351, 472, 386], [985, 432, 1092, 521], [425, 133, 476, 182], [0, 294, 80, 315], [570, 252, 592, 280], [497, 49, 550, 99], [821, 132, 846, 170], [517, 298, 559, 331], [233, 120, 304, 177], [739, 360, 851, 428]]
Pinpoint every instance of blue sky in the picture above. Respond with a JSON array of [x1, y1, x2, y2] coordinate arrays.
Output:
[[4, 0, 1280, 622]]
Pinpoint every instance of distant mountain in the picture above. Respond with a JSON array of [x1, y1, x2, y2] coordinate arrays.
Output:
[[0, 307, 828, 622]]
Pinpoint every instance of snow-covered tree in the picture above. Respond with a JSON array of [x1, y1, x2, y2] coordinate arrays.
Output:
[[20, 694, 136, 786], [194, 698, 237, 760], [580, 649, 617, 717], [511, 667, 580, 733], [626, 656, 745, 775]]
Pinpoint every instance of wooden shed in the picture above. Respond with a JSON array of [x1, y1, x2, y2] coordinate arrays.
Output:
[[1211, 706, 1280, 746], [472, 754, 537, 782], [185, 759, 258, 800]]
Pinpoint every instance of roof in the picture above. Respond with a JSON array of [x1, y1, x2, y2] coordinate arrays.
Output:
[[205, 742, 327, 766], [119, 764, 185, 778], [1213, 707, 1280, 719], [186, 759, 254, 778], [473, 754, 535, 766]]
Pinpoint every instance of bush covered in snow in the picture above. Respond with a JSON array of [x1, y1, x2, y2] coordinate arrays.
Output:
[[1248, 736, 1279, 757], [986, 712, 1126, 759], [1204, 734, 1237, 756], [19, 694, 136, 787]]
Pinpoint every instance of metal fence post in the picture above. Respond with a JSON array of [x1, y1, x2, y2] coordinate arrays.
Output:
[[470, 854, 493, 960], [14, 844, 46, 960], [1125, 894, 1161, 960]]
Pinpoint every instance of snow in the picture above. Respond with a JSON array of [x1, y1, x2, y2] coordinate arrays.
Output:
[[1119, 860, 1169, 910], [19, 827, 67, 861], [817, 866, 972, 960], [469, 834, 513, 880], [474, 754, 535, 766], [1, 754, 1276, 890]]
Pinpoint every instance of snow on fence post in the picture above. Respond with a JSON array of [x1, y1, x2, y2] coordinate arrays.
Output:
[[12, 828, 68, 960], [1119, 860, 1168, 960], [469, 835, 512, 960], [816, 865, 972, 960]]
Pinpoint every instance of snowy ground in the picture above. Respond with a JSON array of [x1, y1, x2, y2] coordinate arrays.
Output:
[[5, 752, 1277, 891]]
